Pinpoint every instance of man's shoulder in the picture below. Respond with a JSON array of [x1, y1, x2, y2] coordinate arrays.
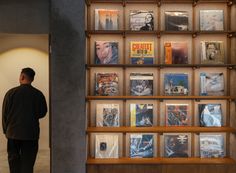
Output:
[[31, 86, 45, 96]]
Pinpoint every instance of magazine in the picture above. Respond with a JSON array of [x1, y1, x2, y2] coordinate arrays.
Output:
[[164, 42, 188, 64], [200, 41, 224, 64], [130, 41, 154, 64], [200, 72, 224, 96], [130, 134, 154, 158], [130, 10, 154, 31], [95, 9, 119, 30], [200, 134, 225, 158], [95, 73, 119, 96], [96, 104, 120, 127], [164, 133, 190, 158], [198, 104, 222, 127], [95, 134, 119, 158], [165, 11, 189, 31], [95, 41, 118, 64], [164, 73, 188, 96], [130, 104, 153, 127], [200, 10, 224, 31], [130, 73, 153, 96], [166, 104, 190, 126]]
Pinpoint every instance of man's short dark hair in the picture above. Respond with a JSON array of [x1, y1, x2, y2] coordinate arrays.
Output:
[[21, 67, 35, 81]]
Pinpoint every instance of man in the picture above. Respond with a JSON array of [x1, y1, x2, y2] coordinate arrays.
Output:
[[2, 67, 47, 173]]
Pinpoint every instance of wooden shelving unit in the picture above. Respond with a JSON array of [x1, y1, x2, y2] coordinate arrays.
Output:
[[85, 0, 236, 172]]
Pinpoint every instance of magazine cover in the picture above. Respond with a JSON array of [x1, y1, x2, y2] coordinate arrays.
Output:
[[95, 73, 119, 96], [130, 41, 154, 64], [165, 11, 189, 31], [95, 9, 119, 30], [95, 134, 119, 158], [164, 73, 188, 96], [200, 41, 224, 64], [164, 42, 188, 64], [166, 104, 190, 126], [130, 134, 154, 158], [200, 134, 225, 158], [130, 10, 154, 31], [200, 10, 224, 31], [130, 73, 153, 96], [96, 104, 120, 127], [198, 104, 222, 127], [130, 104, 153, 127], [95, 41, 118, 64], [164, 133, 190, 158], [200, 72, 224, 96]]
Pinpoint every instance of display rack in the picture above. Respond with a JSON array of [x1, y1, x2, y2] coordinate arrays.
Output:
[[85, 0, 236, 172]]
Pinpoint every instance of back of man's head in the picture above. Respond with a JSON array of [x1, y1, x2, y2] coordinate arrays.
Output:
[[21, 67, 35, 82]]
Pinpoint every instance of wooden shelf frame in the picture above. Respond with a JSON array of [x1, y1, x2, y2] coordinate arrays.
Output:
[[86, 157, 236, 165], [86, 126, 236, 133]]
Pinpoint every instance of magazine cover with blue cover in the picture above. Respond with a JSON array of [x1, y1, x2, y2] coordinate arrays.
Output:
[[130, 104, 153, 127], [130, 134, 154, 158], [164, 73, 188, 95], [199, 104, 222, 127]]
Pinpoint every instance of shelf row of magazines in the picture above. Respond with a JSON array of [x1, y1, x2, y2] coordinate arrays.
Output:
[[94, 103, 224, 127], [94, 9, 226, 31], [93, 41, 226, 65], [94, 72, 226, 96], [93, 133, 226, 159]]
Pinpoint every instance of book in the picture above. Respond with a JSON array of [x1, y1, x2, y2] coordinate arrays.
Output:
[[164, 73, 188, 96], [130, 10, 154, 31], [95, 134, 119, 158], [200, 72, 224, 96], [130, 134, 154, 158], [130, 73, 153, 96], [200, 10, 224, 31], [130, 104, 153, 127], [164, 133, 190, 158], [200, 41, 224, 64], [95, 41, 118, 64], [130, 41, 154, 64], [164, 42, 188, 64], [96, 104, 120, 127], [95, 73, 119, 96], [165, 11, 189, 31], [166, 104, 190, 126], [95, 9, 119, 30], [199, 134, 225, 158], [198, 104, 222, 127]]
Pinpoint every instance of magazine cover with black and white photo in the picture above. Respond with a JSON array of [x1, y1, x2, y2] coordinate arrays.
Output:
[[200, 41, 224, 64], [199, 104, 222, 127], [95, 134, 119, 158], [200, 72, 224, 96], [130, 10, 154, 31], [95, 9, 119, 30], [200, 134, 225, 158], [95, 73, 119, 96], [130, 104, 153, 127], [164, 73, 188, 96], [164, 133, 191, 158], [95, 41, 118, 64], [130, 73, 153, 96], [96, 104, 120, 127], [165, 11, 189, 31], [200, 10, 224, 31], [130, 134, 154, 158], [166, 104, 190, 126]]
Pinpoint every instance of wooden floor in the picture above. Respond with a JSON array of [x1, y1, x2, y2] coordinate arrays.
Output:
[[0, 149, 50, 173]]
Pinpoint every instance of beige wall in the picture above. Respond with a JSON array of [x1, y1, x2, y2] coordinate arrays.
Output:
[[0, 34, 49, 151]]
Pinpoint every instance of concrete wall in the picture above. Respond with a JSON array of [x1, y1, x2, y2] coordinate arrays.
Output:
[[0, 0, 49, 34]]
